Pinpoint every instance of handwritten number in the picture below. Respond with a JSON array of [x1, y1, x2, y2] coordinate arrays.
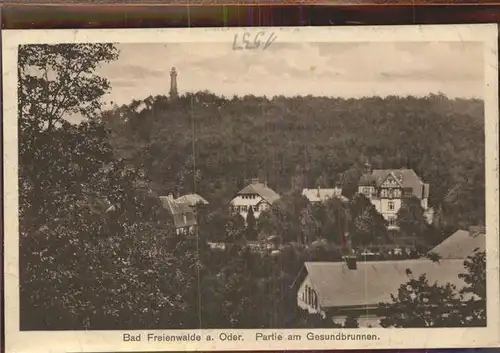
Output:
[[233, 31, 277, 51]]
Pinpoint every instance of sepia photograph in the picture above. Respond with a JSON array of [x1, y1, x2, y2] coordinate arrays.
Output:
[[3, 25, 499, 352]]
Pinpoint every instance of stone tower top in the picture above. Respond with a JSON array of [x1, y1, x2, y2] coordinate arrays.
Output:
[[169, 67, 178, 99]]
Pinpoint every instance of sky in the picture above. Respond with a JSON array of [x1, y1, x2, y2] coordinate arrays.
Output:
[[96, 41, 484, 108]]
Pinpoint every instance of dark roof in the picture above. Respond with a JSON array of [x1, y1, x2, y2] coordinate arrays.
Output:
[[237, 182, 280, 204], [299, 259, 465, 308], [429, 229, 486, 259], [359, 168, 428, 199], [159, 196, 197, 228], [175, 193, 209, 206]]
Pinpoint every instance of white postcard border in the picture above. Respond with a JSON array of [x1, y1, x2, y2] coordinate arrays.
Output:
[[3, 24, 500, 352]]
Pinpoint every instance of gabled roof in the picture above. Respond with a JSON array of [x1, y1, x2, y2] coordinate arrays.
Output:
[[175, 193, 209, 206], [298, 259, 465, 308], [429, 229, 486, 259], [159, 196, 197, 228], [359, 168, 428, 199], [236, 182, 280, 204], [302, 188, 348, 203]]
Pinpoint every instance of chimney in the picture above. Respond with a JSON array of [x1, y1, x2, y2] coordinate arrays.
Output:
[[364, 161, 372, 175], [169, 67, 178, 99], [168, 192, 174, 200], [346, 256, 357, 270], [251, 178, 259, 185]]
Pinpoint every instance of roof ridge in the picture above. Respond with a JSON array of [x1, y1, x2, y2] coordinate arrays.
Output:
[[305, 258, 463, 266]]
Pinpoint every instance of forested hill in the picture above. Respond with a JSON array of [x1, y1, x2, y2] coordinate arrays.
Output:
[[101, 92, 485, 229]]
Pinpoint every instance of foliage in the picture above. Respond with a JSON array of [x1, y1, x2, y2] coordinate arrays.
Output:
[[378, 250, 486, 328], [397, 196, 431, 244], [20, 45, 487, 330], [312, 198, 350, 245], [18, 44, 119, 129], [224, 213, 246, 243], [19, 44, 202, 330], [245, 206, 258, 240], [102, 92, 485, 233], [351, 205, 388, 247]]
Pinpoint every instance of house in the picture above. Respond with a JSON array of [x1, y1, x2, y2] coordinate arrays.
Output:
[[230, 178, 280, 220], [208, 241, 226, 250], [175, 193, 209, 207], [302, 186, 349, 203], [159, 194, 197, 235], [429, 226, 486, 259], [357, 162, 430, 229], [292, 258, 466, 327]]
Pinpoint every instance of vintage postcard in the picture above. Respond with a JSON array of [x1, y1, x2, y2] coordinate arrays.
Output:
[[2, 25, 500, 352]]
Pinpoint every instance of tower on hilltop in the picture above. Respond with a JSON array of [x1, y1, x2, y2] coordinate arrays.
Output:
[[169, 67, 178, 99]]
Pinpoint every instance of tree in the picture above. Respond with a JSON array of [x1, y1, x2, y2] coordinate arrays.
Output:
[[349, 193, 373, 221], [267, 193, 309, 244], [18, 44, 119, 130], [340, 167, 362, 199], [245, 206, 258, 240], [350, 204, 387, 248], [397, 196, 430, 247], [378, 250, 486, 328], [458, 249, 487, 326], [316, 198, 350, 245], [299, 206, 319, 244], [19, 44, 122, 329], [224, 213, 246, 243], [18, 44, 202, 330], [257, 210, 276, 240]]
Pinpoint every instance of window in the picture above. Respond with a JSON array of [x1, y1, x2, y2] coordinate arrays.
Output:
[[242, 206, 248, 212], [388, 216, 396, 226], [388, 201, 395, 211]]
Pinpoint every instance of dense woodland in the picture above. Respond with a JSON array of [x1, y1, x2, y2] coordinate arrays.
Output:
[[18, 43, 486, 331], [102, 90, 485, 234]]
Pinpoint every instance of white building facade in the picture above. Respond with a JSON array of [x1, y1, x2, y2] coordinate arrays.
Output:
[[358, 164, 430, 229], [302, 187, 348, 203], [230, 178, 280, 220]]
